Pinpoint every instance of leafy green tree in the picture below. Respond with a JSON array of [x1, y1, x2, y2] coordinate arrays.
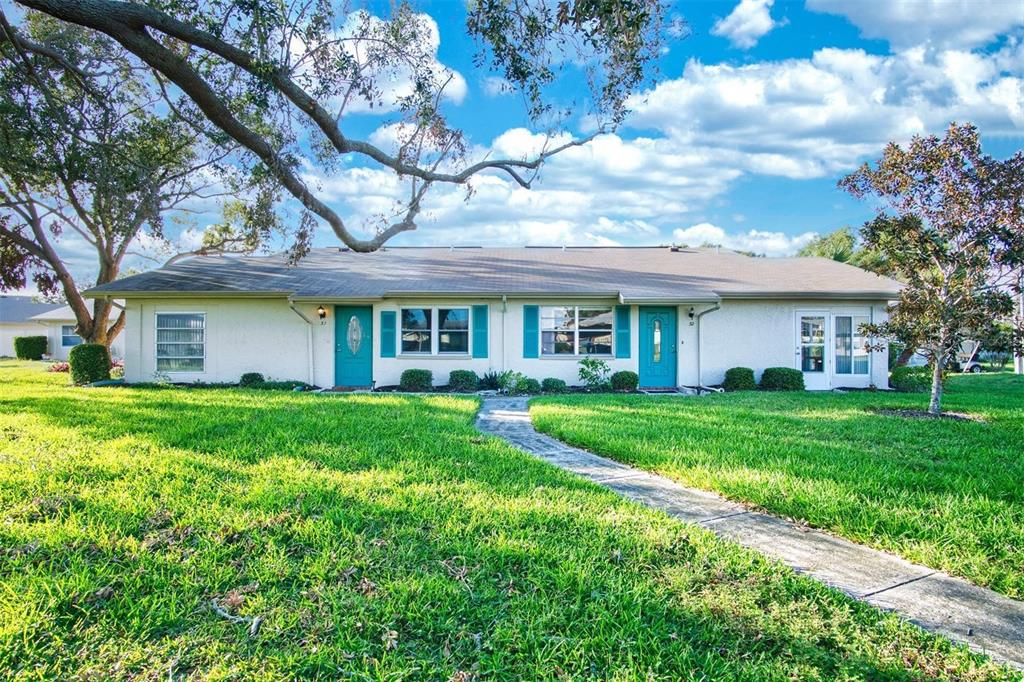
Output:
[[841, 123, 1024, 414], [796, 227, 890, 275], [0, 13, 279, 345], [13, 0, 670, 252]]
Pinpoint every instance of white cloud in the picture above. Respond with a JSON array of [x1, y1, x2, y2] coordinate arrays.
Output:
[[482, 76, 513, 97], [672, 223, 817, 256], [711, 0, 780, 49], [807, 0, 1024, 49]]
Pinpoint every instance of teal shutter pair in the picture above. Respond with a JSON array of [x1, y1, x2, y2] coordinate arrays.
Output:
[[522, 305, 631, 358], [379, 306, 489, 358]]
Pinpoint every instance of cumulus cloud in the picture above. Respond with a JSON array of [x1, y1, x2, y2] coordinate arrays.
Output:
[[807, 0, 1024, 49], [672, 223, 817, 256], [712, 0, 780, 49]]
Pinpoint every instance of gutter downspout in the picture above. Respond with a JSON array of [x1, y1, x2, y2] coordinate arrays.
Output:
[[500, 295, 508, 374], [695, 303, 721, 393], [288, 297, 315, 386]]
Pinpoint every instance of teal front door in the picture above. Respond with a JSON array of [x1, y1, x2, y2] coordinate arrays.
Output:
[[335, 306, 373, 387], [638, 307, 677, 388]]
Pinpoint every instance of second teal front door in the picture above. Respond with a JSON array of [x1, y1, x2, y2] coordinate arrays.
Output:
[[335, 305, 373, 387], [638, 307, 677, 388]]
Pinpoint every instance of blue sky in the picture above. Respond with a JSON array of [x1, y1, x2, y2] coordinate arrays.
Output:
[[286, 0, 1023, 257], [22, 0, 1024, 285]]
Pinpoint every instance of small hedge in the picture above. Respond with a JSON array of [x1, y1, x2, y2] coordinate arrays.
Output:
[[400, 368, 433, 392], [541, 377, 567, 393], [448, 369, 479, 392], [13, 335, 47, 360], [240, 372, 265, 387], [519, 377, 542, 395], [759, 367, 804, 391], [722, 367, 757, 391], [890, 365, 940, 393], [610, 370, 639, 392], [68, 343, 111, 385]]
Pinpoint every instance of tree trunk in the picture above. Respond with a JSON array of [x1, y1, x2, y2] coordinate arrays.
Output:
[[928, 361, 944, 415], [894, 346, 916, 367]]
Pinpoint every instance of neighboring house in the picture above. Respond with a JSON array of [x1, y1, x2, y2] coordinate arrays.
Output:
[[29, 305, 126, 361], [84, 246, 903, 390], [0, 295, 63, 357]]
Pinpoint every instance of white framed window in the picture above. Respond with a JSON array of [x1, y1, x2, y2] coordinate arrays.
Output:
[[155, 312, 205, 372], [835, 315, 870, 375], [541, 306, 613, 356], [400, 307, 470, 355], [61, 325, 82, 347]]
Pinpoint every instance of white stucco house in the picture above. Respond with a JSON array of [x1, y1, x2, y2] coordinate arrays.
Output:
[[29, 305, 126, 361], [0, 295, 63, 357], [84, 246, 902, 390]]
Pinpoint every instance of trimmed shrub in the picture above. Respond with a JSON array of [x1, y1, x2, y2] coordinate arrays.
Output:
[[240, 372, 265, 388], [890, 365, 940, 393], [541, 377, 568, 393], [448, 369, 479, 392], [13, 335, 47, 360], [520, 378, 542, 395], [68, 343, 111, 385], [400, 368, 433, 392], [722, 367, 757, 391], [610, 370, 639, 392], [759, 367, 804, 391]]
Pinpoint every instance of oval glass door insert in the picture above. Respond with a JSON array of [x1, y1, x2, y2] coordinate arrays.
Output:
[[347, 315, 363, 355]]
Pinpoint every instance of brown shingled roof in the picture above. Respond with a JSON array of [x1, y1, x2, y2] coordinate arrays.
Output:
[[85, 246, 901, 302]]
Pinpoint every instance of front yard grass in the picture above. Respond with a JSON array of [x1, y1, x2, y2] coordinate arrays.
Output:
[[0, 361, 1018, 680], [531, 374, 1024, 600]]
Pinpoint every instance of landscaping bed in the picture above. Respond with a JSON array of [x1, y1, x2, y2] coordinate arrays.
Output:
[[0, 360, 1015, 679]]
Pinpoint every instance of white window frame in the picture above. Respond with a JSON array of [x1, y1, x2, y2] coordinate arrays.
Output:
[[833, 313, 871, 376], [399, 306, 471, 357], [540, 305, 614, 357], [154, 311, 206, 373], [60, 324, 82, 347]]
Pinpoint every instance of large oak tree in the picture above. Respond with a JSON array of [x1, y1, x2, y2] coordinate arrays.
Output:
[[12, 0, 668, 254]]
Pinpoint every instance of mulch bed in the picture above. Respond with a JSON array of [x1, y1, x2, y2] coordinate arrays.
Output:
[[871, 408, 986, 423]]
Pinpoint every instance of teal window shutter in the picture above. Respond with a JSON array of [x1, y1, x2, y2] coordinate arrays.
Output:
[[472, 305, 489, 358], [523, 305, 539, 358], [380, 310, 396, 358], [615, 305, 631, 358]]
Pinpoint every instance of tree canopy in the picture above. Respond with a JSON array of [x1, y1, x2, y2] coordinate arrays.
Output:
[[841, 122, 1024, 414], [13, 0, 669, 254]]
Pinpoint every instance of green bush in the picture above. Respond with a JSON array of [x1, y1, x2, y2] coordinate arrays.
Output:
[[541, 377, 568, 393], [610, 370, 639, 392], [722, 367, 757, 391], [13, 335, 47, 360], [890, 366, 941, 393], [239, 372, 265, 387], [499, 371, 540, 395], [68, 343, 111, 385], [759, 367, 804, 391], [479, 371, 502, 391], [448, 369, 479, 392], [578, 356, 611, 389], [520, 378, 542, 395], [400, 368, 433, 392]]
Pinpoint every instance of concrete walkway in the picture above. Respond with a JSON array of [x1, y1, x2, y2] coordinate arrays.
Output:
[[476, 397, 1024, 668]]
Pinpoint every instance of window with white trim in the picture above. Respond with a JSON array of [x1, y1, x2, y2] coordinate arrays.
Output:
[[400, 307, 470, 355], [156, 313, 205, 372], [61, 324, 82, 347], [835, 315, 869, 375], [541, 306, 613, 356]]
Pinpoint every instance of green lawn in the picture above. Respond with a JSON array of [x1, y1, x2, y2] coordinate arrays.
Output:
[[532, 374, 1024, 601], [0, 362, 1017, 680]]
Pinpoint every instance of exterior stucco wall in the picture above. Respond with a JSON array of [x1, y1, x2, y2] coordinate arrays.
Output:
[[36, 321, 126, 361], [689, 299, 890, 389], [119, 296, 890, 390]]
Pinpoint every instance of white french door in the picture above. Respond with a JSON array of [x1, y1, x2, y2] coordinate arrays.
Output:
[[795, 311, 830, 390]]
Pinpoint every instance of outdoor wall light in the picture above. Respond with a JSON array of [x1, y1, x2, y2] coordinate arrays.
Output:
[[317, 305, 327, 320], [688, 307, 695, 320]]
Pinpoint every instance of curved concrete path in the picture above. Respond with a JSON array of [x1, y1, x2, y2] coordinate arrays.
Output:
[[476, 397, 1024, 669]]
